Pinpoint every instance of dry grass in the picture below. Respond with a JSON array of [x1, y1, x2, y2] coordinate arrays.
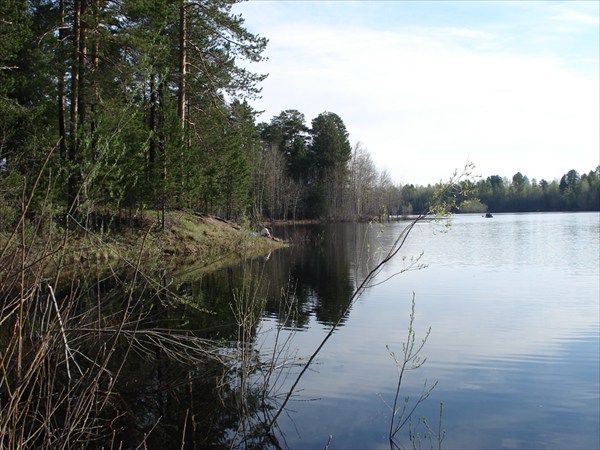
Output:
[[157, 212, 286, 277], [0, 210, 287, 281], [0, 203, 286, 449]]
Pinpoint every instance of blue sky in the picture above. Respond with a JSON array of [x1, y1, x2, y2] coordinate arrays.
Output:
[[233, 1, 599, 185]]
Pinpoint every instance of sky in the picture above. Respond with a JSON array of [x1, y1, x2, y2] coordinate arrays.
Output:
[[231, 0, 599, 186]]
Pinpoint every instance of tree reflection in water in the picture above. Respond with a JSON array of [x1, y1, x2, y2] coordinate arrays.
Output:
[[77, 255, 310, 449], [0, 221, 434, 449], [94, 224, 363, 448]]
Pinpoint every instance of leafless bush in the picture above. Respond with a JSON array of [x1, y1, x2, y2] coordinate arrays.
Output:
[[0, 171, 230, 449]]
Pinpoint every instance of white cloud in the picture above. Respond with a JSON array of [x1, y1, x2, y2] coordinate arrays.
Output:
[[550, 8, 600, 27], [237, 2, 600, 185]]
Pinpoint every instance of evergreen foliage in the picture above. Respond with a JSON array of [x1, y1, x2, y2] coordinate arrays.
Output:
[[0, 1, 597, 232]]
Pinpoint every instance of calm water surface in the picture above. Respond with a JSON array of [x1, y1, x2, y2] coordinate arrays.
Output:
[[249, 213, 599, 449]]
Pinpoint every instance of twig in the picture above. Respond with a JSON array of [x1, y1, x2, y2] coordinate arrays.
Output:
[[48, 284, 84, 379], [267, 212, 425, 429], [180, 409, 189, 450]]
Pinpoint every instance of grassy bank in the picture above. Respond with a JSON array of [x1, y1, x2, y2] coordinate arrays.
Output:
[[156, 212, 287, 275], [1, 210, 286, 279]]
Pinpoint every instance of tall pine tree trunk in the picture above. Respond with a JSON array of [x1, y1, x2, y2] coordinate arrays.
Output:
[[57, 0, 67, 162], [177, 1, 188, 207], [90, 0, 99, 161], [178, 1, 187, 130], [147, 74, 161, 226], [160, 78, 168, 230], [89, 0, 100, 229], [67, 0, 82, 222], [67, 0, 90, 225]]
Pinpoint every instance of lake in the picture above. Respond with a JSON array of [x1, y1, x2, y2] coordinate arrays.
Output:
[[221, 212, 599, 449], [122, 212, 599, 449]]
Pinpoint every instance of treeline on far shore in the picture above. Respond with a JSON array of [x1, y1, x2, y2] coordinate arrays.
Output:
[[400, 168, 600, 216]]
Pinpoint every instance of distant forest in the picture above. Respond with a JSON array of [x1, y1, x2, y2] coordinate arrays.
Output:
[[1, 1, 598, 233]]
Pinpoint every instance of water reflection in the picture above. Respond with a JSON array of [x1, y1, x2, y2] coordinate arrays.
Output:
[[66, 269, 292, 450], [54, 213, 598, 449], [266, 222, 402, 326], [105, 221, 405, 448], [267, 213, 599, 449], [184, 223, 380, 330]]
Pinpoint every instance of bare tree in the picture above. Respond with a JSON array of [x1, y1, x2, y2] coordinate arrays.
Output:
[[349, 141, 377, 219]]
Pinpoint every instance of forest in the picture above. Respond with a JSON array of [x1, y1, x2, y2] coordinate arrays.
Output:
[[1, 0, 598, 235], [0, 2, 598, 448]]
